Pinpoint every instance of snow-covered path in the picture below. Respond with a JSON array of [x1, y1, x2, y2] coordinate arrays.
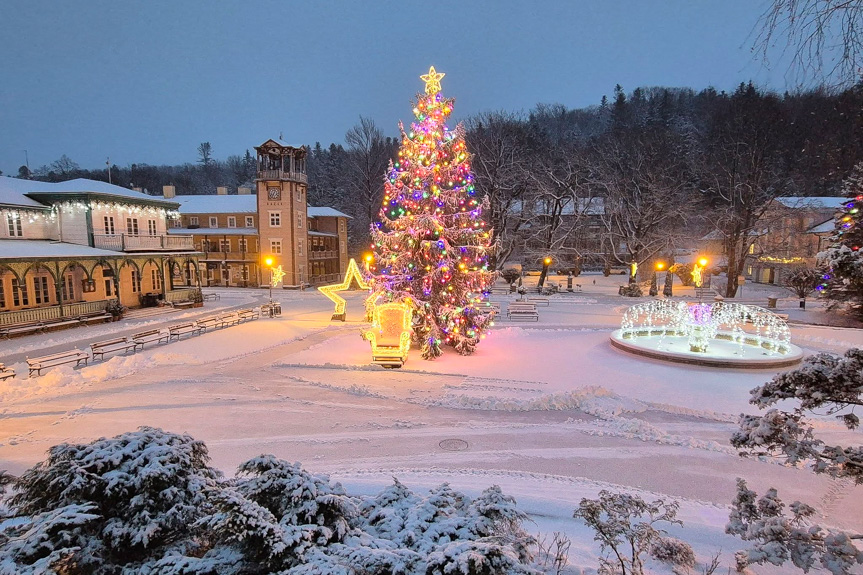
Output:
[[1, 278, 861, 572]]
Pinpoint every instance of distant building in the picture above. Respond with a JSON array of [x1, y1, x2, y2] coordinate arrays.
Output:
[[168, 139, 350, 288], [0, 176, 200, 321]]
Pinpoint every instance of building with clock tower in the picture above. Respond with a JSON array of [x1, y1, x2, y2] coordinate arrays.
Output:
[[256, 139, 310, 287]]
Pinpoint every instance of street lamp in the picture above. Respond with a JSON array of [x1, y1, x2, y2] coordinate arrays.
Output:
[[265, 257, 274, 303], [650, 262, 664, 296], [540, 256, 552, 292], [693, 257, 708, 302], [364, 253, 374, 273]]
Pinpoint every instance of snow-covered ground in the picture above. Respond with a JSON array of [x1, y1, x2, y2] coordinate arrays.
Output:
[[1, 273, 861, 573]]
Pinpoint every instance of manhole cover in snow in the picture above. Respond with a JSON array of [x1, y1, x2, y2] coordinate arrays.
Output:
[[439, 438, 469, 451]]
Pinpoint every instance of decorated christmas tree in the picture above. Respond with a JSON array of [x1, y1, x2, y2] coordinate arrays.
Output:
[[817, 162, 863, 317], [368, 67, 495, 359]]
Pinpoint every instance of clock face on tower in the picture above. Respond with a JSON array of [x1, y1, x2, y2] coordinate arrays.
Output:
[[267, 187, 281, 200]]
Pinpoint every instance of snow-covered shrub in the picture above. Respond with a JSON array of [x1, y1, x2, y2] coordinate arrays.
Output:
[[726, 478, 863, 575], [1, 427, 221, 574], [425, 540, 540, 575], [574, 490, 682, 575], [649, 535, 695, 568], [620, 283, 643, 297]]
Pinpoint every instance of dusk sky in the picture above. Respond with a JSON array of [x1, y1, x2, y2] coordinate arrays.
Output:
[[1, 0, 791, 176]]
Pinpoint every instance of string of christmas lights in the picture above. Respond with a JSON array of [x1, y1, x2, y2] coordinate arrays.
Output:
[[367, 67, 496, 359]]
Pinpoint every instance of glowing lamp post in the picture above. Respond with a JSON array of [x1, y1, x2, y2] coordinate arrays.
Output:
[[364, 253, 374, 273], [650, 262, 664, 296], [693, 257, 708, 302], [265, 257, 274, 303], [539, 256, 552, 292]]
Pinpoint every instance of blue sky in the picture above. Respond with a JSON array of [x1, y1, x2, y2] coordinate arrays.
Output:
[[0, 0, 791, 174]]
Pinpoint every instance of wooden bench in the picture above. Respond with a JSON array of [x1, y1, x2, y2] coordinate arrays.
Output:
[[202, 292, 220, 301], [507, 302, 539, 322], [168, 322, 203, 340], [490, 287, 511, 295], [0, 321, 46, 339], [218, 313, 240, 327], [0, 363, 15, 381], [528, 297, 550, 307], [27, 350, 89, 376], [80, 313, 112, 325], [196, 316, 223, 331], [132, 329, 169, 347], [91, 337, 140, 361], [42, 318, 86, 331], [170, 300, 196, 310], [237, 308, 259, 321]]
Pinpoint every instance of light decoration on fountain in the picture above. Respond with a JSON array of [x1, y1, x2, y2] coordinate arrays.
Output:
[[619, 300, 793, 356]]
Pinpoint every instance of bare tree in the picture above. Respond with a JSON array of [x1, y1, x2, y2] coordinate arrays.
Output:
[[753, 0, 863, 88], [345, 117, 394, 252], [197, 142, 213, 166], [466, 111, 531, 268]]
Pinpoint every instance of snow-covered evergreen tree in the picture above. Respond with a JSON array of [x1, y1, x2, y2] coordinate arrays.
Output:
[[368, 67, 496, 359], [817, 163, 863, 317]]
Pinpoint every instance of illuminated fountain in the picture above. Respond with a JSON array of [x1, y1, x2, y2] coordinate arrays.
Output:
[[609, 300, 803, 368]]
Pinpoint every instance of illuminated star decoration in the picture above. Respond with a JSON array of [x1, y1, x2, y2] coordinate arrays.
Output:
[[420, 65, 445, 95], [318, 258, 370, 321], [271, 265, 285, 287]]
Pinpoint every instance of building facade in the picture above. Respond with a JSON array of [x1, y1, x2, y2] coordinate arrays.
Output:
[[169, 139, 350, 288], [0, 176, 201, 323]]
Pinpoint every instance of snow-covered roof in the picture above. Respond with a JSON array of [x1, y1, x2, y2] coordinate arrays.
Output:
[[308, 230, 338, 237], [308, 206, 351, 218], [0, 176, 61, 208], [173, 195, 257, 214], [169, 227, 258, 236], [0, 176, 178, 208], [774, 196, 846, 209], [0, 239, 133, 259], [807, 219, 835, 234]]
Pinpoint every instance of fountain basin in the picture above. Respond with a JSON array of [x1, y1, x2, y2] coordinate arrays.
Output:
[[610, 301, 804, 369]]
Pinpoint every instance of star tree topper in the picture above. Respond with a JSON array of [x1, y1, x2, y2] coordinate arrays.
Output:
[[420, 66, 445, 94], [318, 258, 370, 321]]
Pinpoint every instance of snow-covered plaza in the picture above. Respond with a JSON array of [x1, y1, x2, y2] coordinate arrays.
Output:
[[1, 274, 860, 572]]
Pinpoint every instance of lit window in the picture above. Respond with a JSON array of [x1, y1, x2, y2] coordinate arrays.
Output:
[[6, 214, 22, 237]]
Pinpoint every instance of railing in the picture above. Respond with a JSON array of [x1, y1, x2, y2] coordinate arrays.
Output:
[[257, 170, 308, 183], [200, 251, 259, 262], [308, 273, 342, 285], [0, 300, 108, 326], [93, 234, 195, 252], [308, 250, 338, 260], [165, 288, 201, 303]]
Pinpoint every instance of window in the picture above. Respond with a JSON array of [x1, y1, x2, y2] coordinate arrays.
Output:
[[148, 220, 157, 236], [61, 274, 75, 301], [295, 189, 301, 202], [209, 216, 218, 228], [298, 239, 303, 256], [238, 238, 248, 252], [269, 211, 281, 227], [151, 269, 161, 291], [104, 216, 115, 235], [227, 216, 236, 228], [104, 278, 113, 297], [7, 214, 23, 237], [270, 239, 282, 254], [190, 216, 199, 226], [297, 213, 303, 228], [131, 270, 141, 293], [0, 279, 5, 308], [220, 239, 231, 252], [339, 219, 345, 232], [245, 216, 254, 228], [126, 218, 139, 236], [173, 219, 182, 228], [12, 278, 28, 306], [33, 276, 49, 304], [748, 243, 755, 254]]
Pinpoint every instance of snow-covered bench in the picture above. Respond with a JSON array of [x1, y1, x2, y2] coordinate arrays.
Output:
[[237, 308, 259, 321], [202, 292, 220, 301], [218, 313, 240, 327], [91, 337, 140, 361], [507, 302, 538, 321], [0, 321, 46, 339], [132, 329, 169, 347], [528, 297, 550, 307], [0, 363, 15, 381], [196, 316, 223, 331], [27, 350, 89, 376], [79, 313, 112, 325], [168, 322, 203, 341]]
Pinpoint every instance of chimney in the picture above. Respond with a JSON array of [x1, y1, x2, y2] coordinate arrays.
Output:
[[162, 185, 176, 199], [217, 186, 228, 195], [238, 186, 251, 195]]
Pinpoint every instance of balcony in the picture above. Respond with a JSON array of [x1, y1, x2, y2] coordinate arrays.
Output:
[[200, 251, 259, 262], [93, 234, 195, 252], [308, 250, 338, 260], [257, 170, 308, 184]]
